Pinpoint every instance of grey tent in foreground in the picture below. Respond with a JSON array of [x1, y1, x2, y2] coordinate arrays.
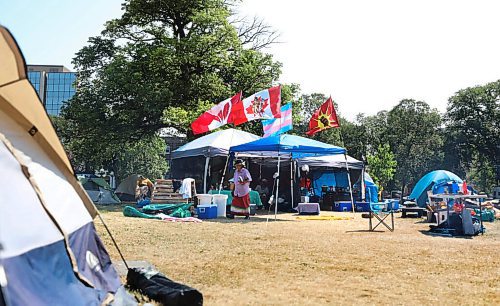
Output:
[[172, 128, 260, 192], [0, 26, 121, 305]]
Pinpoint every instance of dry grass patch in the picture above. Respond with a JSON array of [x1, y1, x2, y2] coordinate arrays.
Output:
[[96, 206, 500, 305]]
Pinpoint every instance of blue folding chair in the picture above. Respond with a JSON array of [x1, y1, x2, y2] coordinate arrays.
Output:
[[369, 201, 394, 232]]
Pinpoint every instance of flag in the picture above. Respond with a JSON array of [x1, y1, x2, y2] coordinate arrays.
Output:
[[262, 102, 292, 137], [231, 86, 281, 126], [305, 97, 340, 136], [191, 92, 242, 135], [462, 181, 469, 195]]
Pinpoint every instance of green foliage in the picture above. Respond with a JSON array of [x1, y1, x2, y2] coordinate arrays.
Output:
[[367, 144, 397, 190], [114, 135, 169, 181], [386, 99, 444, 191], [61, 0, 282, 170], [444, 80, 500, 191]]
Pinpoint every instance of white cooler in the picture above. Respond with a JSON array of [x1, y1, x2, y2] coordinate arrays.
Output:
[[212, 194, 228, 217]]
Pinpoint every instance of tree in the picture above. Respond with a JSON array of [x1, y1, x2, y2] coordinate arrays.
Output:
[[367, 144, 397, 191], [61, 0, 282, 171], [114, 135, 169, 182], [444, 80, 500, 191], [386, 99, 444, 195]]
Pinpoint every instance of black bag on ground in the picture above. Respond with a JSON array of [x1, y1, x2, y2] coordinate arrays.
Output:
[[127, 267, 203, 306]]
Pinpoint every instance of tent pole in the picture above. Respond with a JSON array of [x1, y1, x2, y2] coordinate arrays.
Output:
[[344, 153, 356, 214], [203, 156, 209, 193], [361, 165, 366, 201], [274, 154, 281, 220], [290, 158, 293, 209], [218, 153, 231, 193]]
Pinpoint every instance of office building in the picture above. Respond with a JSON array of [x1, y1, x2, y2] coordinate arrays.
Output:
[[27, 65, 76, 116]]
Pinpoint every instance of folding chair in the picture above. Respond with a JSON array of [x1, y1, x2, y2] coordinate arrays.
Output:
[[369, 201, 394, 232]]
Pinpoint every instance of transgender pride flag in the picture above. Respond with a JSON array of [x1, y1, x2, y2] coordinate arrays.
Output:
[[262, 102, 293, 137]]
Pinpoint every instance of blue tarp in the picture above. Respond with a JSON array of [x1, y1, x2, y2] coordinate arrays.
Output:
[[310, 171, 349, 196], [353, 172, 379, 203], [229, 134, 346, 158], [364, 173, 379, 203], [409, 170, 463, 207]]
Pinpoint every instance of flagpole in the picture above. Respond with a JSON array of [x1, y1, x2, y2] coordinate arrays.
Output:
[[336, 113, 356, 215]]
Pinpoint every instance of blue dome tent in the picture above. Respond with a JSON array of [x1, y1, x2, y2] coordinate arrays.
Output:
[[409, 170, 463, 207]]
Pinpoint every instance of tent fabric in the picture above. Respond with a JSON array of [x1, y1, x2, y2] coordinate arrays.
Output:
[[79, 177, 121, 204], [229, 134, 346, 158], [172, 128, 260, 159], [409, 170, 463, 207], [363, 173, 379, 203], [0, 27, 96, 218], [115, 174, 141, 196], [297, 154, 364, 169], [0, 26, 120, 305]]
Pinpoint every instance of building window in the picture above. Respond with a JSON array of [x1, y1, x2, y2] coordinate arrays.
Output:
[[45, 72, 76, 116]]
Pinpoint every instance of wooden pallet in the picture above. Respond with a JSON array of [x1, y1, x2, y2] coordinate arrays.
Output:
[[151, 179, 194, 204]]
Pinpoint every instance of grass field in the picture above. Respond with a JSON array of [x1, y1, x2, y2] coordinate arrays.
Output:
[[96, 207, 500, 305]]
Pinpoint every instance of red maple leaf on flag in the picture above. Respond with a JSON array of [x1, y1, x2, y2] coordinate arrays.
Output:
[[215, 102, 231, 123]]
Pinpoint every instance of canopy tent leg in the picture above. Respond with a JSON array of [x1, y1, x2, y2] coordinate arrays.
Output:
[[290, 158, 294, 210], [203, 156, 210, 193], [361, 166, 366, 201], [344, 153, 356, 214], [218, 154, 231, 193], [274, 155, 281, 220]]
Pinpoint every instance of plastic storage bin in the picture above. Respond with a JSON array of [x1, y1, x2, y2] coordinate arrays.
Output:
[[212, 194, 228, 217], [197, 204, 217, 219], [333, 201, 352, 212], [196, 194, 213, 206], [355, 202, 370, 212]]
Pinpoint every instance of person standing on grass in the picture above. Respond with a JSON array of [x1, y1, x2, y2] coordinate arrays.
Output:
[[228, 159, 252, 219]]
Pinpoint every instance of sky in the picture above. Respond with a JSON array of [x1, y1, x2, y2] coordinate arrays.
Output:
[[1, 0, 499, 120]]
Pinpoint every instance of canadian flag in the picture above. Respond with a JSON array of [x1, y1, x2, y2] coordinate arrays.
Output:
[[232, 86, 281, 126], [191, 92, 242, 135]]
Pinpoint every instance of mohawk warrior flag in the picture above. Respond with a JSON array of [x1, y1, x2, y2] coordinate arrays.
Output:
[[231, 86, 281, 126], [306, 97, 340, 136], [191, 92, 242, 135]]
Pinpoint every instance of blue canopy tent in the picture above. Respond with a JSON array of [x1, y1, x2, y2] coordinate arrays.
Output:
[[228, 134, 352, 218], [409, 170, 463, 207]]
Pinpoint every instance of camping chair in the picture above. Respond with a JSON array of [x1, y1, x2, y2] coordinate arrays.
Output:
[[369, 201, 394, 232]]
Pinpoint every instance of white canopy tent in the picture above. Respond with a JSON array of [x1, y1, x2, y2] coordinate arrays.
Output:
[[172, 129, 260, 192]]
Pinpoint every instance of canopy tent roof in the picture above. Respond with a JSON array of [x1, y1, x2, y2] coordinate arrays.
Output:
[[172, 128, 260, 159], [409, 170, 463, 207], [230, 134, 346, 158], [297, 154, 363, 169]]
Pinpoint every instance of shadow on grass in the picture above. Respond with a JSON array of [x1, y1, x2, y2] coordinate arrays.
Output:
[[202, 215, 295, 223], [418, 230, 474, 239], [96, 204, 131, 213], [345, 229, 388, 233]]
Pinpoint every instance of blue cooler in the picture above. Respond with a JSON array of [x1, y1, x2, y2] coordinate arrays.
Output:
[[197, 204, 217, 219], [333, 201, 352, 212], [355, 202, 370, 212]]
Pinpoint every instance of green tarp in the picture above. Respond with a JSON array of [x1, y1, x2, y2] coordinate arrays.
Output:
[[208, 190, 263, 207], [123, 206, 162, 219]]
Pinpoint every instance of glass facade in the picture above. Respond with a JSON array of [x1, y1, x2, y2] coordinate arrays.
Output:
[[45, 72, 76, 116], [27, 71, 42, 98]]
